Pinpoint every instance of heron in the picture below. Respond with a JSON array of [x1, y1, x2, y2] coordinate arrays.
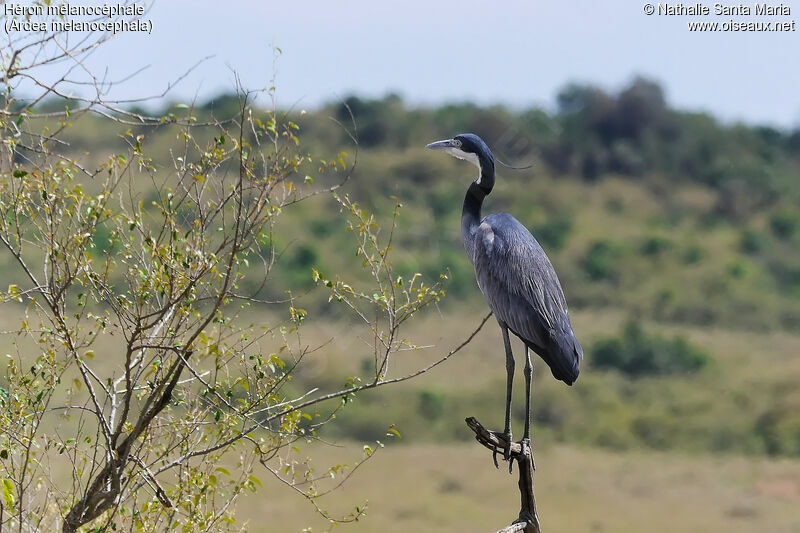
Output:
[[426, 133, 583, 465]]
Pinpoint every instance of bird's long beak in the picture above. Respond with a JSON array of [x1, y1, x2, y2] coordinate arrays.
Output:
[[426, 139, 456, 151]]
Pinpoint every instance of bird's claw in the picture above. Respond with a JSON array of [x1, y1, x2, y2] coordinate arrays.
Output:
[[502, 430, 513, 474], [505, 443, 513, 474], [488, 429, 514, 473]]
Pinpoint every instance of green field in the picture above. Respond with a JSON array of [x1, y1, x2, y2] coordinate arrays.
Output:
[[244, 442, 800, 533], [2, 301, 799, 531], [3, 79, 800, 531], [240, 307, 800, 532]]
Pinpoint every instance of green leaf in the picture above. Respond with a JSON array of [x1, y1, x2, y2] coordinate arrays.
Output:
[[2, 478, 14, 508], [387, 427, 402, 439]]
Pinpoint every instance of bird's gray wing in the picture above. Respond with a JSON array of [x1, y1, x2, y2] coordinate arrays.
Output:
[[472, 213, 582, 383]]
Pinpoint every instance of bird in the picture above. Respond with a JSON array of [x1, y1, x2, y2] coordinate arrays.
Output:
[[426, 133, 583, 465]]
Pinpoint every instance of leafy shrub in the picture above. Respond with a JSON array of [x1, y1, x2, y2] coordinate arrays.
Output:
[[90, 222, 116, 253], [727, 261, 747, 279], [310, 218, 334, 237], [287, 243, 320, 288], [640, 235, 673, 257], [290, 243, 318, 268], [536, 213, 573, 250], [418, 390, 446, 420], [739, 228, 768, 255], [770, 208, 798, 240], [681, 245, 706, 265], [768, 259, 800, 294], [591, 321, 710, 377], [583, 240, 623, 281], [755, 402, 800, 456]]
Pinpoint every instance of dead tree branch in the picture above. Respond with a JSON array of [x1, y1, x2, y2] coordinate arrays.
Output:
[[465, 417, 542, 533]]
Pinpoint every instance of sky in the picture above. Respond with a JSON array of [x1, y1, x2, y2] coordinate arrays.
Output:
[[9, 0, 800, 129]]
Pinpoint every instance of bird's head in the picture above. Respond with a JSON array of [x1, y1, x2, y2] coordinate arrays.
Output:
[[426, 133, 495, 187]]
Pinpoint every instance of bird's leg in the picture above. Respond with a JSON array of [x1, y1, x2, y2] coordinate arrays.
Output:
[[500, 324, 514, 470], [523, 346, 533, 442]]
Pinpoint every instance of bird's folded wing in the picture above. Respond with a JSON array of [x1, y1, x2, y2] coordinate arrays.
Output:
[[473, 216, 573, 348]]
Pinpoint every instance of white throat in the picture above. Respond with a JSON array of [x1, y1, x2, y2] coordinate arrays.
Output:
[[446, 147, 483, 184]]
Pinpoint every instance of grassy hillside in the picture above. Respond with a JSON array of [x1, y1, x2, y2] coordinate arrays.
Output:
[[276, 307, 800, 457], [4, 78, 800, 459], [10, 78, 800, 333], [3, 77, 800, 531]]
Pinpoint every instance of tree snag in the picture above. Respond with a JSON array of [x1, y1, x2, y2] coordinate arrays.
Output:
[[465, 417, 542, 533]]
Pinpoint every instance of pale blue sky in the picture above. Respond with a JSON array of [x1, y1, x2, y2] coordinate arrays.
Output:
[[19, 0, 800, 128]]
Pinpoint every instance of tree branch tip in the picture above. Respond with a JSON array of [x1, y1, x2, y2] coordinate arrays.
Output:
[[465, 417, 524, 456]]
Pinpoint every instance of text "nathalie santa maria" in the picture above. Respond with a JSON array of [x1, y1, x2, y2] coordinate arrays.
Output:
[[657, 3, 790, 15]]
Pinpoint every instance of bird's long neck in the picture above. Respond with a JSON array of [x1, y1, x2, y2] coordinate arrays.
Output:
[[461, 160, 495, 259]]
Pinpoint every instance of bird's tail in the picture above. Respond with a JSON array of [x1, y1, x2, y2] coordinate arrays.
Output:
[[534, 331, 582, 386]]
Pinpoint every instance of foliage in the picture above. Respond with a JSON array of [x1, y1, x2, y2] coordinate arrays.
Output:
[[582, 240, 624, 281], [769, 207, 798, 240], [640, 235, 673, 257], [591, 321, 710, 377], [0, 20, 488, 532], [418, 390, 446, 420], [534, 213, 573, 250], [739, 228, 768, 255], [755, 398, 800, 456], [7, 74, 800, 331]]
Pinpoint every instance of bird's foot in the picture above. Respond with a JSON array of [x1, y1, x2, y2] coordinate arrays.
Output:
[[489, 430, 514, 473], [503, 431, 513, 474], [491, 449, 514, 473], [521, 437, 535, 470], [487, 429, 515, 472]]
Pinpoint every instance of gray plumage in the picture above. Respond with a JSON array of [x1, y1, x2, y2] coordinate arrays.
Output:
[[469, 212, 582, 384], [427, 132, 582, 451]]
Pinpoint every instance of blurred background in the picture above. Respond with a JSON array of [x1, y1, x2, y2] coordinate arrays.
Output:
[[5, 1, 800, 531]]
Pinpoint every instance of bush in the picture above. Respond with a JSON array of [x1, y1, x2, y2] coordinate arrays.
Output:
[[592, 321, 710, 377], [536, 213, 573, 250], [583, 240, 623, 281], [287, 243, 322, 288], [640, 235, 673, 257], [768, 259, 800, 293], [739, 228, 768, 255], [770, 208, 798, 240], [755, 403, 800, 456], [418, 390, 446, 420], [681, 245, 706, 264], [727, 261, 747, 279]]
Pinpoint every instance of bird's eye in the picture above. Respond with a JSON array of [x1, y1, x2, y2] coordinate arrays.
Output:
[[453, 139, 462, 148]]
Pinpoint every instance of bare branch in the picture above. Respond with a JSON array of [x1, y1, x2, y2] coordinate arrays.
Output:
[[466, 417, 542, 533]]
